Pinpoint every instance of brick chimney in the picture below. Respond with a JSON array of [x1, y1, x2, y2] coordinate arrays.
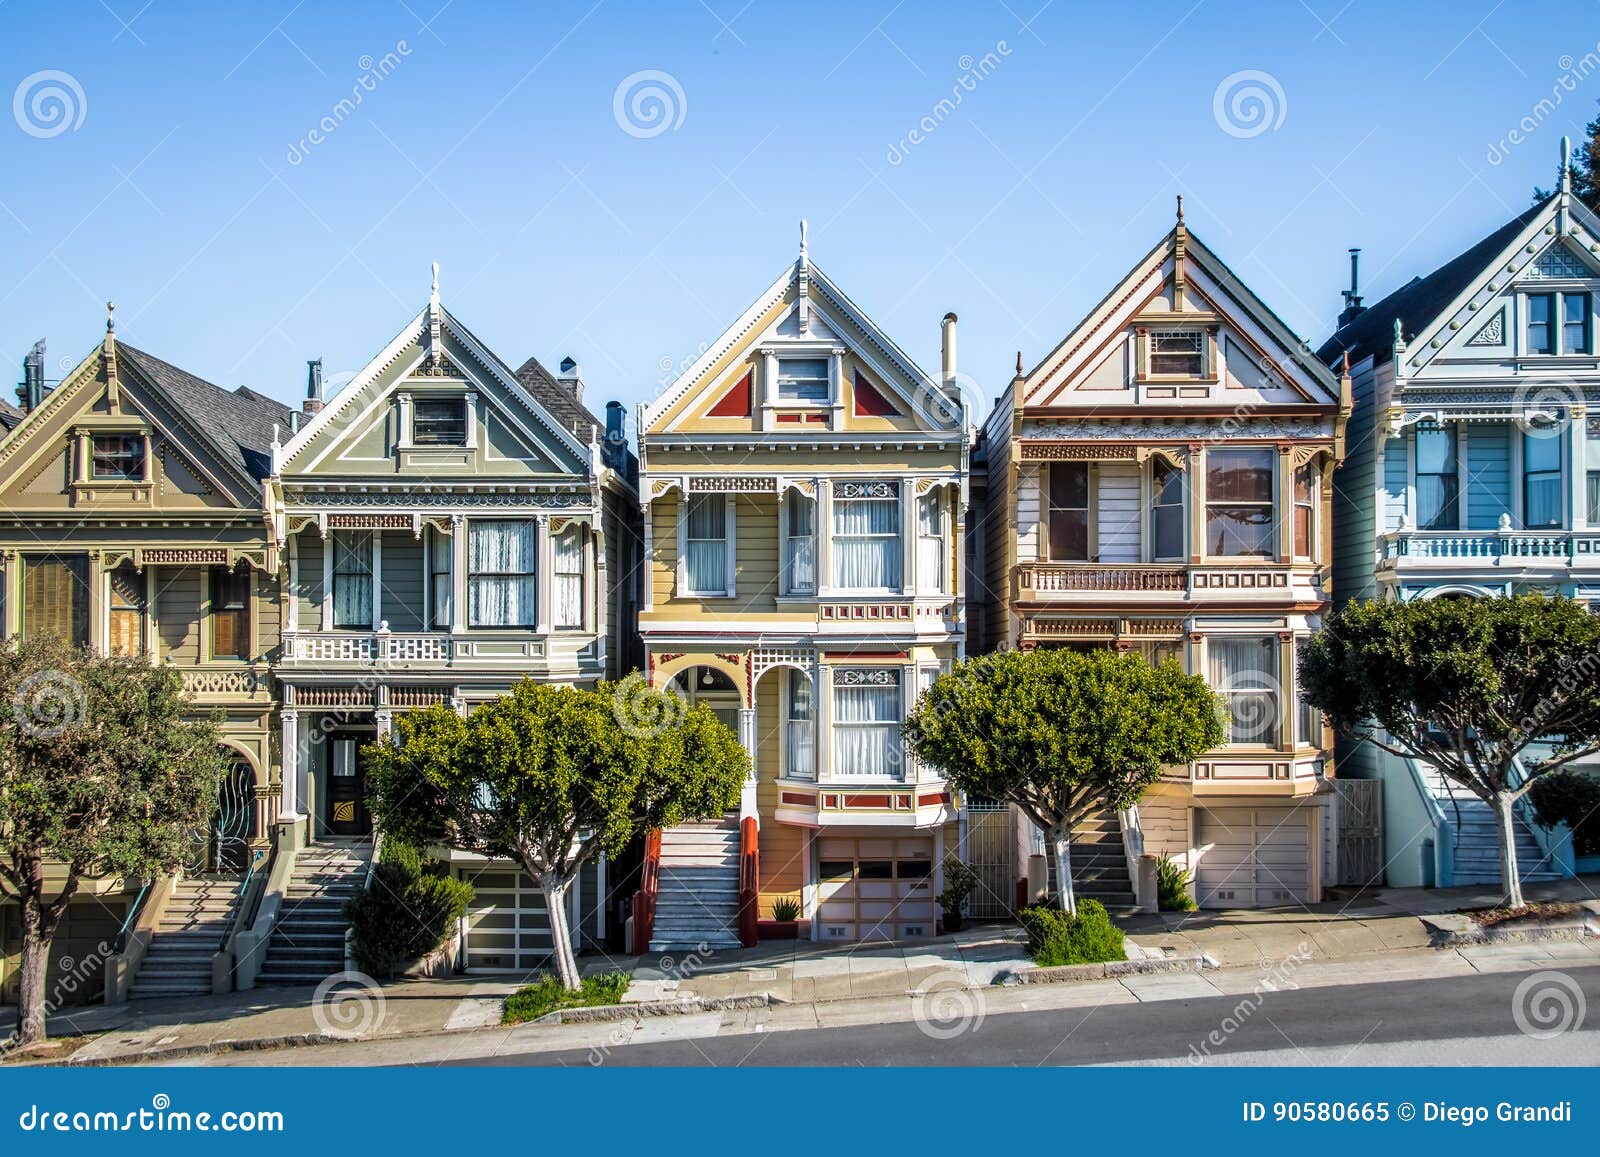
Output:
[[304, 358, 324, 415], [558, 356, 584, 405]]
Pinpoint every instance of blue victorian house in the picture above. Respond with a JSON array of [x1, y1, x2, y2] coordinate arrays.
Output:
[[1318, 145, 1595, 889]]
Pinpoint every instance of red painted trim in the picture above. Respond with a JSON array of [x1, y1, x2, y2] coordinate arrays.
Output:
[[780, 791, 816, 806], [853, 370, 901, 417], [843, 794, 893, 808], [917, 791, 952, 807], [707, 371, 753, 418], [738, 816, 760, 949], [632, 828, 663, 951]]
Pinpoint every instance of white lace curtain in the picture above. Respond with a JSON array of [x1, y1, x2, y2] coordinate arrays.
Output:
[[916, 492, 944, 591], [832, 495, 900, 589], [832, 681, 902, 780], [784, 495, 816, 593], [469, 520, 537, 628], [332, 532, 373, 628], [554, 526, 584, 628], [785, 668, 815, 780]]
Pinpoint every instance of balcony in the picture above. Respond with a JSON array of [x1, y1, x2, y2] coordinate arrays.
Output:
[[279, 628, 548, 669], [178, 665, 272, 705], [1379, 530, 1600, 570], [1015, 562, 1307, 601]]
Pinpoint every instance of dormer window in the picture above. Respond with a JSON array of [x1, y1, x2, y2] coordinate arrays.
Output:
[[91, 434, 145, 481], [1526, 292, 1591, 355], [1148, 330, 1205, 376], [413, 398, 468, 446], [776, 358, 830, 405]]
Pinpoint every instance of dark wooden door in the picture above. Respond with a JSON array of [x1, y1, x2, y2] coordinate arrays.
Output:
[[326, 734, 371, 837]]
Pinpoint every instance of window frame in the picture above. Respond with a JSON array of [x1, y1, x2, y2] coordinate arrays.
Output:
[[1146, 328, 1206, 377], [1522, 431, 1563, 530], [1149, 458, 1185, 562], [1203, 447, 1275, 558], [1526, 290, 1592, 355], [829, 668, 905, 782], [783, 668, 815, 782], [682, 493, 733, 597], [1045, 462, 1091, 562], [109, 564, 147, 658], [916, 490, 946, 593], [829, 481, 902, 593], [467, 519, 539, 630], [21, 554, 90, 646], [208, 565, 252, 661], [331, 531, 375, 630], [1209, 635, 1281, 749], [553, 523, 585, 630], [90, 433, 147, 482], [781, 492, 816, 596], [412, 397, 469, 447], [1293, 462, 1318, 559], [774, 357, 831, 406], [427, 526, 452, 630]]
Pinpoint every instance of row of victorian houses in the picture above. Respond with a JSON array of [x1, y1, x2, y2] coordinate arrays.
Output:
[[4, 159, 1598, 1006]]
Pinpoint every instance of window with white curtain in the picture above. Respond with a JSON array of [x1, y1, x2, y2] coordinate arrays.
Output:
[[785, 668, 814, 781], [428, 528, 452, 629], [916, 491, 945, 591], [468, 520, 537, 628], [1209, 636, 1280, 747], [831, 669, 903, 781], [332, 531, 373, 629], [684, 494, 728, 594], [554, 525, 584, 629], [831, 481, 901, 590], [783, 493, 816, 594]]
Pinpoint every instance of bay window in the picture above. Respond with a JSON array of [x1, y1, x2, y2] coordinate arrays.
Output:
[[684, 494, 729, 595], [468, 520, 537, 628], [1523, 432, 1562, 529], [428, 528, 452, 629], [21, 555, 88, 645], [1414, 424, 1458, 530], [917, 491, 945, 591], [1293, 463, 1318, 558], [831, 481, 900, 590], [831, 668, 903, 780], [1205, 448, 1274, 556], [785, 669, 814, 781], [1151, 459, 1184, 561], [783, 494, 816, 594], [332, 532, 373, 629], [109, 564, 146, 657], [1210, 636, 1280, 747], [1046, 462, 1090, 561], [553, 525, 584, 629]]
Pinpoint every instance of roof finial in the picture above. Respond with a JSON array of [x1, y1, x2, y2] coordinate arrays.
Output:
[[1561, 135, 1573, 196], [799, 218, 808, 260], [430, 261, 440, 301], [1015, 350, 1024, 375], [106, 301, 115, 333], [1175, 194, 1184, 225]]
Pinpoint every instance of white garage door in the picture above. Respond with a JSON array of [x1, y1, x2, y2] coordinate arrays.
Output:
[[816, 836, 937, 942], [456, 867, 558, 973], [1194, 808, 1312, 908]]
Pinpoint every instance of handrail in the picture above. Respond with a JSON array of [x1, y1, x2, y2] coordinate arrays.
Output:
[[111, 882, 151, 955], [631, 829, 662, 952], [218, 849, 266, 953], [737, 816, 759, 948]]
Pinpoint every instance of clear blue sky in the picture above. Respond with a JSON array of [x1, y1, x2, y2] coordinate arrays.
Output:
[[1, 0, 1593, 429]]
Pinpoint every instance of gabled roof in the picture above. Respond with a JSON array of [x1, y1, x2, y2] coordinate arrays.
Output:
[[0, 398, 22, 431], [514, 356, 601, 442], [1316, 200, 1547, 367], [119, 344, 291, 481]]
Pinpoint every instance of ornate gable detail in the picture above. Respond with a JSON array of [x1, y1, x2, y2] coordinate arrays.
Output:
[[1526, 243, 1590, 280], [1465, 306, 1506, 347]]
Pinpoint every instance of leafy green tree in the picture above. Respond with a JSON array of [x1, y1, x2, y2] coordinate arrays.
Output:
[[1300, 595, 1600, 910], [904, 648, 1223, 915], [364, 677, 748, 990], [0, 637, 226, 1047]]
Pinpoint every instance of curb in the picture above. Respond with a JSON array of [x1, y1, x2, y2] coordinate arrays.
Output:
[[1420, 903, 1599, 949], [1011, 954, 1208, 985], [534, 993, 777, 1025]]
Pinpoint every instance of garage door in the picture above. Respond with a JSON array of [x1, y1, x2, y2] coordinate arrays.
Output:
[[456, 867, 558, 973], [816, 836, 936, 942], [1194, 808, 1311, 908]]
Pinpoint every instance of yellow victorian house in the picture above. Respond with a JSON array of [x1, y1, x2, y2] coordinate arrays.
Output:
[[636, 229, 970, 948]]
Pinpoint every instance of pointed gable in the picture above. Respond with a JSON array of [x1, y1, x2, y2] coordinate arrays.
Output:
[[1022, 216, 1341, 412], [643, 240, 962, 441]]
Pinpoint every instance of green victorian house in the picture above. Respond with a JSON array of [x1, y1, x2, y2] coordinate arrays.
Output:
[[0, 312, 290, 1006]]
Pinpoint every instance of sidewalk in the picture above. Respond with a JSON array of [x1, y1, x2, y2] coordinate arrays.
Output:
[[7, 873, 1593, 1066]]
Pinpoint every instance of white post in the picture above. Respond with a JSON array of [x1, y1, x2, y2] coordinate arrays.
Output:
[[451, 515, 468, 634], [535, 515, 553, 634], [738, 706, 758, 820], [396, 393, 414, 449], [279, 709, 300, 821]]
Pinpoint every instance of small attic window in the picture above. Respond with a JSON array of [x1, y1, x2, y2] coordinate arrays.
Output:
[[1148, 330, 1205, 376], [413, 398, 467, 446], [776, 358, 830, 405], [91, 434, 146, 481]]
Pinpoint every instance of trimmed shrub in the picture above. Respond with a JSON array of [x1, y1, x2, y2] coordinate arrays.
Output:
[[1155, 854, 1198, 912], [1529, 770, 1600, 857], [346, 840, 475, 979], [502, 971, 630, 1025], [1017, 899, 1125, 966]]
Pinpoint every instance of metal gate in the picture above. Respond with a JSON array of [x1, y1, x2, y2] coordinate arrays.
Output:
[[1335, 779, 1383, 887], [964, 802, 1013, 918]]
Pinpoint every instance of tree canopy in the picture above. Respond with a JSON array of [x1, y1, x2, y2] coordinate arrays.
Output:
[[904, 647, 1223, 912]]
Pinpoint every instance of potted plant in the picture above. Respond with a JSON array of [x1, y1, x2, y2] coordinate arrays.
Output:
[[937, 859, 980, 934], [759, 896, 804, 940]]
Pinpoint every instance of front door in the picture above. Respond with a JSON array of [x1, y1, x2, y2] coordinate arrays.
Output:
[[325, 734, 371, 837]]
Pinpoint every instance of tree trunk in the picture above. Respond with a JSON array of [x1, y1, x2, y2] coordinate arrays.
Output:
[[1492, 791, 1526, 911], [1050, 828, 1077, 916], [15, 898, 51, 1047], [538, 873, 582, 991]]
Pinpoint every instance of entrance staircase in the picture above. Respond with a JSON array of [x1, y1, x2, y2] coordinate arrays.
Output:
[[257, 838, 373, 986], [1416, 764, 1561, 886], [1043, 810, 1137, 910], [649, 815, 741, 952], [127, 874, 238, 1000]]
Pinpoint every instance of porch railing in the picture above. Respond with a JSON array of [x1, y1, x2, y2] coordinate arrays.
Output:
[[1380, 530, 1600, 564], [282, 630, 451, 663], [738, 816, 759, 949], [1017, 563, 1187, 593]]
